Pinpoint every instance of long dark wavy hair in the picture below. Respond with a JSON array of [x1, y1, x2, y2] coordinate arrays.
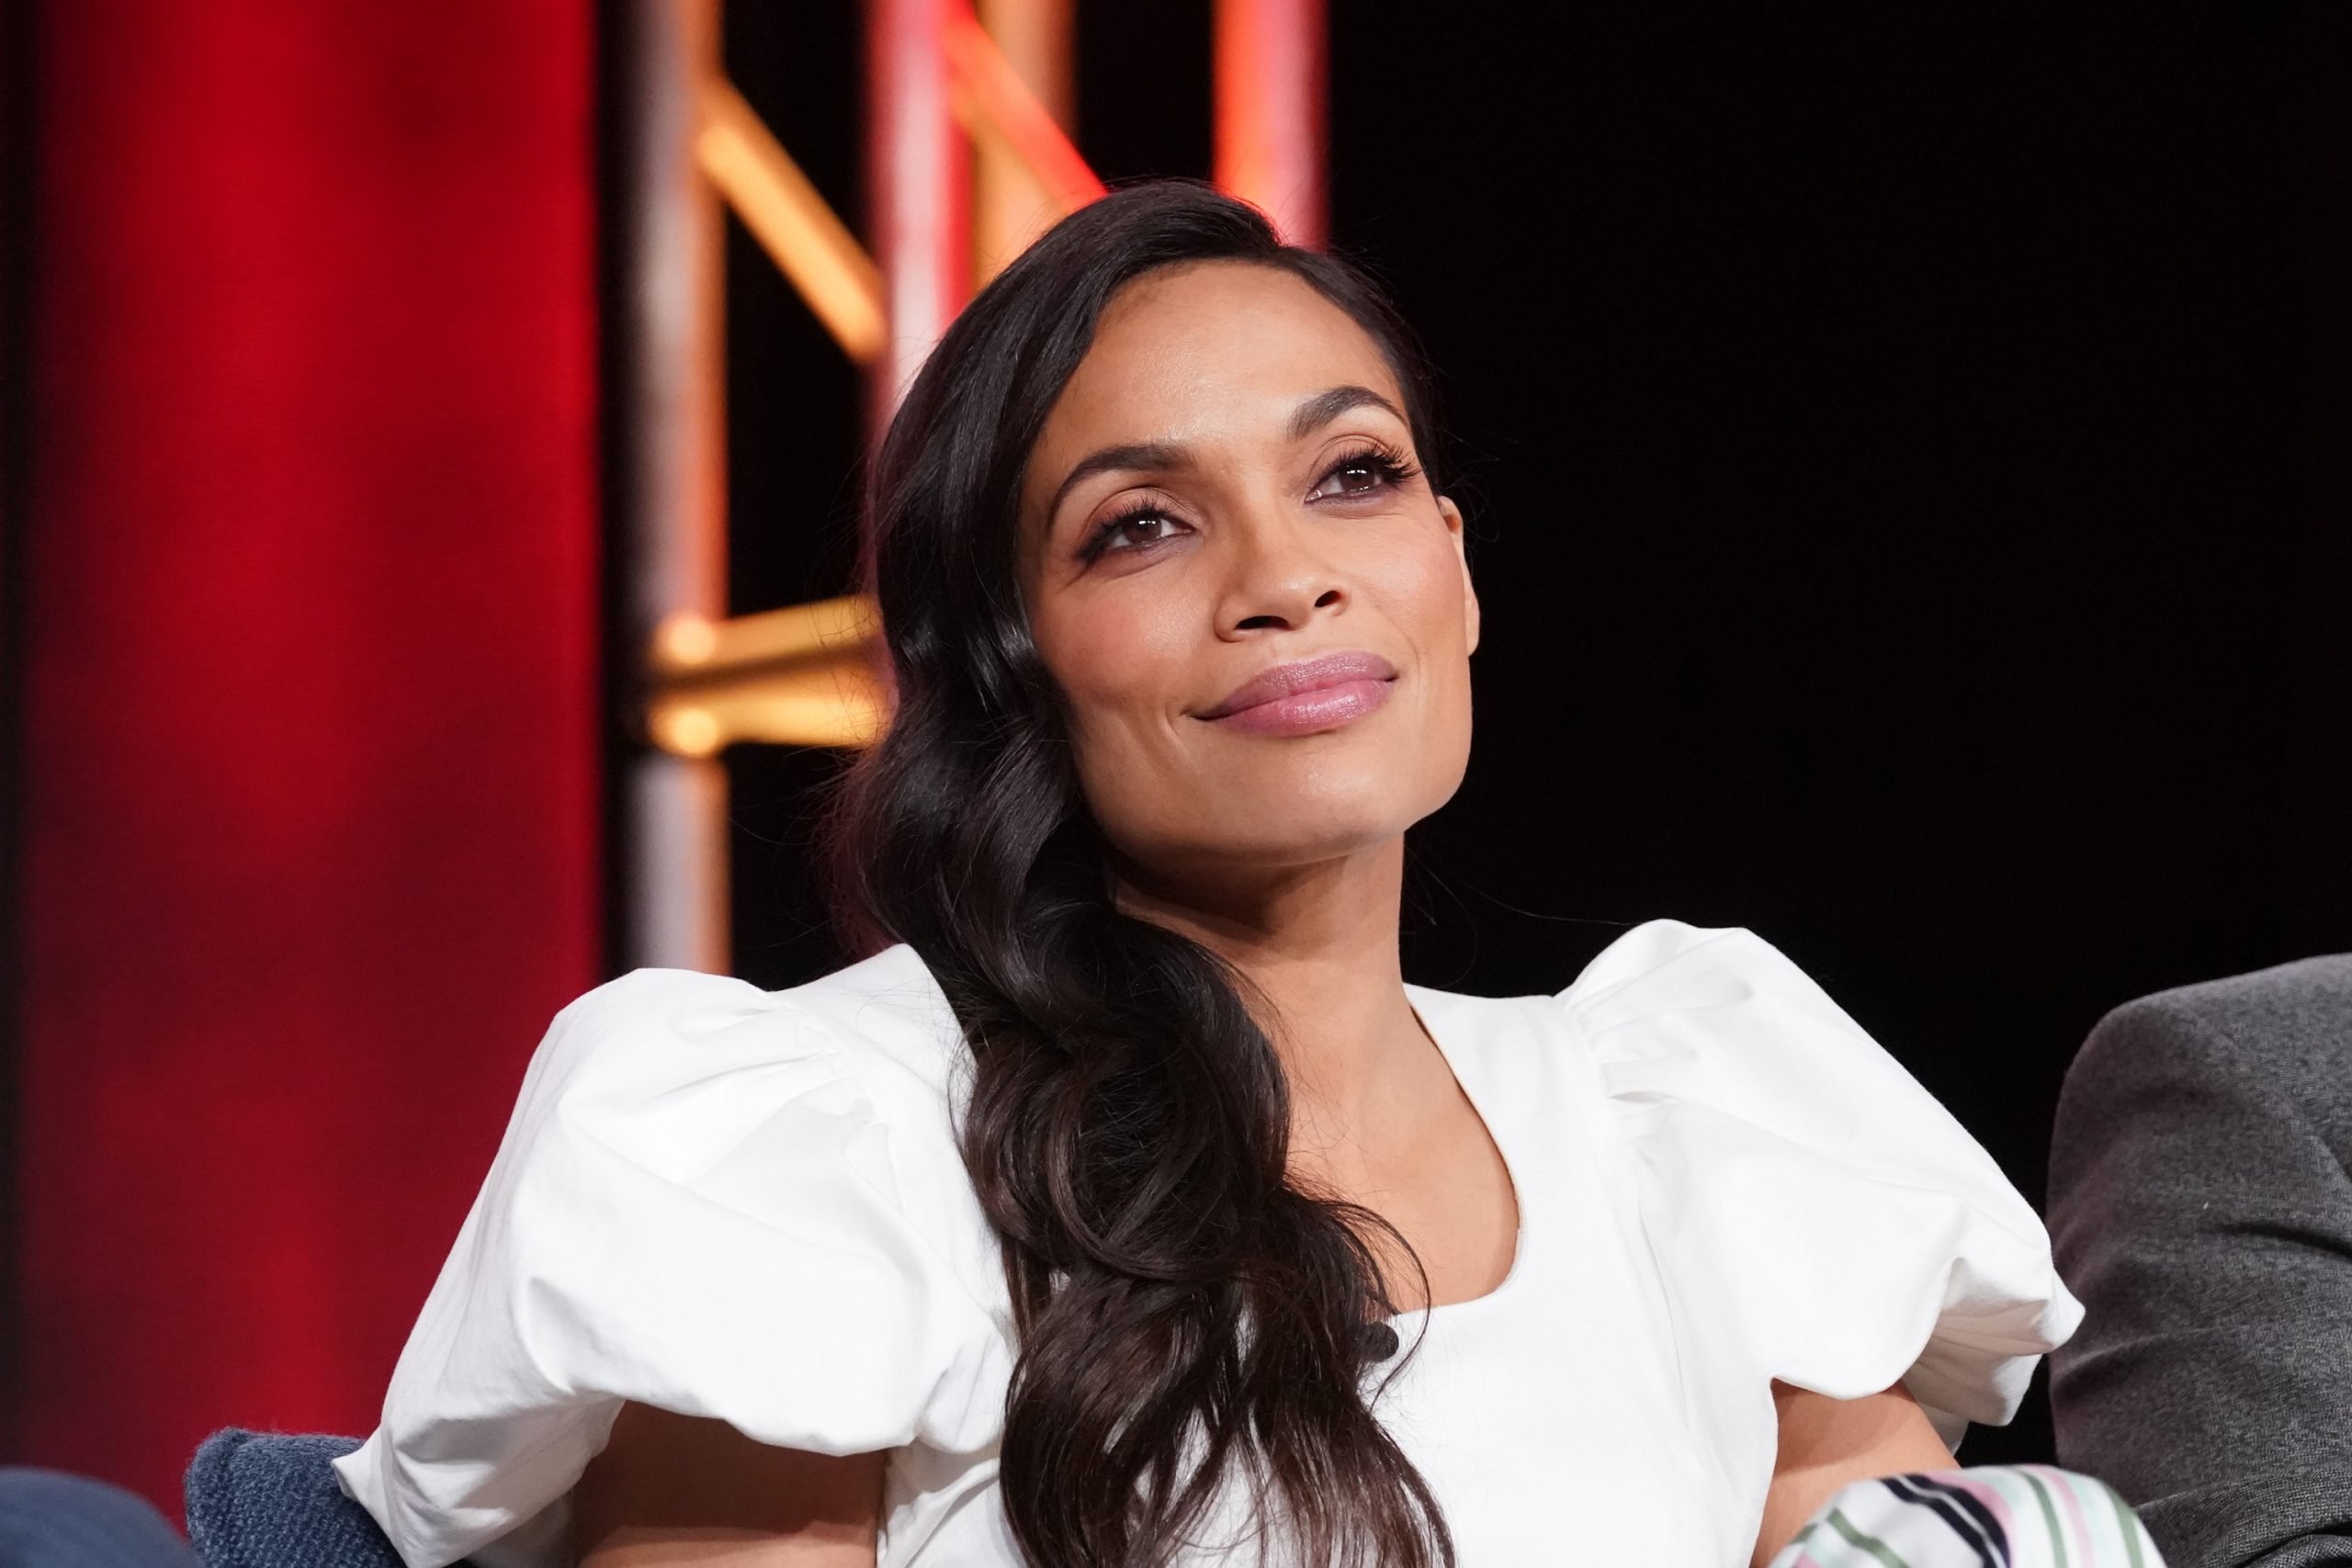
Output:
[[831, 182, 1454, 1567]]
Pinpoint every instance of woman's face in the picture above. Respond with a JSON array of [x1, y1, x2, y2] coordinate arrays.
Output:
[[1020, 260, 1478, 890]]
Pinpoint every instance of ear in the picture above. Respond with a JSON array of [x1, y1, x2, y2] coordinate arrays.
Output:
[[1438, 494, 1480, 656]]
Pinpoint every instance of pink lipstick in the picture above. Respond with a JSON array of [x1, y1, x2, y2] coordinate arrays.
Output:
[[1197, 650, 1398, 737]]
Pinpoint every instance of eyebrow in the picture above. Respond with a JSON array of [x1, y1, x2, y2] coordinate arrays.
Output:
[[1044, 385, 1410, 525], [1288, 383, 1407, 441], [1046, 440, 1191, 523]]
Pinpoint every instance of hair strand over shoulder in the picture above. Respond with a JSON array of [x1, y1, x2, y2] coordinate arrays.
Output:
[[831, 181, 1454, 1568]]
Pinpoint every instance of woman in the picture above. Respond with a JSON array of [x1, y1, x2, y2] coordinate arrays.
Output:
[[335, 184, 2081, 1567]]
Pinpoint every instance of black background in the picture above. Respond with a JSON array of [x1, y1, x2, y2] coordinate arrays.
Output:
[[707, 3, 2352, 1463]]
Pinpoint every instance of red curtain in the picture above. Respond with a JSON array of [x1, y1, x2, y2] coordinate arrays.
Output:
[[14, 1, 601, 1514]]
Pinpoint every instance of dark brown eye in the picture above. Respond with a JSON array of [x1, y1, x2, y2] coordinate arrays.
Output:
[[1307, 448, 1409, 503], [1080, 505, 1190, 562], [1110, 514, 1176, 547]]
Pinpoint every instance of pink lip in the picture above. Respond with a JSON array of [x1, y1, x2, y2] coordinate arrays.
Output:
[[1197, 651, 1400, 736]]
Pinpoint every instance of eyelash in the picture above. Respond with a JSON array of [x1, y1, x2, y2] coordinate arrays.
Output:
[[1076, 442, 1423, 563], [1319, 441, 1422, 497]]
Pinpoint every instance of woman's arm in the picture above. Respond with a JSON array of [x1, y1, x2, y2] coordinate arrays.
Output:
[[1749, 1382, 1955, 1567], [572, 1403, 884, 1567]]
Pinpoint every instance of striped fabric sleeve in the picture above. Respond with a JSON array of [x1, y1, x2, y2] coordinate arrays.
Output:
[[1767, 1467, 2165, 1568]]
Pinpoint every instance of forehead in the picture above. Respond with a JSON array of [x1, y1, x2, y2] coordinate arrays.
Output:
[[1040, 261, 1405, 451]]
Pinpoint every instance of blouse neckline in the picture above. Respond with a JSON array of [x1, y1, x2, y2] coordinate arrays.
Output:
[[1388, 992, 1532, 1325]]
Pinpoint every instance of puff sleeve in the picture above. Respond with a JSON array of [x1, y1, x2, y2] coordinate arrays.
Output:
[[332, 967, 1010, 1568], [1570, 922, 2081, 1454]]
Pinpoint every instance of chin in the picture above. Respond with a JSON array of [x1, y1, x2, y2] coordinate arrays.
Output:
[[1092, 734, 1470, 874], [1208, 784, 1446, 866]]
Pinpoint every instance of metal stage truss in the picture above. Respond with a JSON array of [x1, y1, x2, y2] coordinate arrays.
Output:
[[612, 0, 1328, 973]]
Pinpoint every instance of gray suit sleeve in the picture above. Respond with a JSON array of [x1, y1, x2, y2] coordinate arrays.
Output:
[[2051, 992, 2352, 1567]]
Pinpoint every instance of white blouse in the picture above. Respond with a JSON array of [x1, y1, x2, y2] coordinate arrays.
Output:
[[336, 919, 2080, 1568]]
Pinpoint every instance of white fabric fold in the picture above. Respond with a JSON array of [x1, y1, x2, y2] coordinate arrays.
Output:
[[335, 922, 2081, 1568], [1569, 921, 2082, 1451], [334, 956, 1011, 1568]]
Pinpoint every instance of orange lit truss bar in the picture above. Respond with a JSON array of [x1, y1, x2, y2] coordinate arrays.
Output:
[[616, 0, 1327, 970]]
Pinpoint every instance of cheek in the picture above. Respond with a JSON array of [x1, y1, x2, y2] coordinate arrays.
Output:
[[1032, 582, 1203, 771], [1366, 522, 1471, 652], [1367, 524, 1476, 774]]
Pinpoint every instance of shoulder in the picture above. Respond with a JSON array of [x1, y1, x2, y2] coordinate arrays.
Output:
[[1545, 918, 1892, 1100], [1555, 917, 1849, 1017], [2124, 952, 2352, 1034], [1419, 918, 2007, 1226], [344, 948, 1006, 1565], [2053, 953, 2352, 1222], [2068, 953, 2352, 1104], [529, 945, 967, 1141], [498, 945, 984, 1285], [1408, 919, 1890, 1117], [1410, 919, 1810, 1023], [1509, 920, 2075, 1438], [548, 942, 959, 1072], [1544, 919, 2007, 1209]]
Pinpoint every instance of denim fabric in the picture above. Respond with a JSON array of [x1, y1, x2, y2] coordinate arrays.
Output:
[[184, 1431, 427, 1568], [0, 1469, 199, 1568]]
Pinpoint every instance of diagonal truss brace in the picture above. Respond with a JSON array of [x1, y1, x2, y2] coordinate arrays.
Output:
[[648, 2, 1100, 757]]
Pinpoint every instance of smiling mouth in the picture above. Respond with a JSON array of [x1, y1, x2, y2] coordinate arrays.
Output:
[[1197, 651, 1400, 736]]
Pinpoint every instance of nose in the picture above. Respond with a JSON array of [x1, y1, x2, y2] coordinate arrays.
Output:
[[1217, 517, 1348, 637]]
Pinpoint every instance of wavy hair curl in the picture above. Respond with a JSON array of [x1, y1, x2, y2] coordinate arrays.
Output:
[[831, 181, 1454, 1568]]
